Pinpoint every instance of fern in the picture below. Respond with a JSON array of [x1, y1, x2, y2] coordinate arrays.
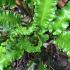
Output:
[[20, 36, 42, 52], [0, 0, 70, 70], [0, 10, 21, 33], [53, 31, 70, 56], [32, 0, 57, 44], [49, 1, 70, 35], [9, 23, 37, 37], [0, 9, 37, 37], [0, 38, 24, 69], [33, 0, 57, 33], [0, 0, 15, 7], [49, 1, 70, 56]]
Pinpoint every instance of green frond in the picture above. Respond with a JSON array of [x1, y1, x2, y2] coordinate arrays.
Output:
[[0, 0, 15, 6], [0, 38, 24, 69], [9, 23, 37, 37], [33, 0, 57, 33], [17, 36, 42, 53], [49, 1, 70, 35], [54, 31, 70, 56], [0, 10, 21, 31], [0, 10, 21, 24]]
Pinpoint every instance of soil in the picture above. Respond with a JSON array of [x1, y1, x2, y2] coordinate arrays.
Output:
[[11, 49, 70, 70]]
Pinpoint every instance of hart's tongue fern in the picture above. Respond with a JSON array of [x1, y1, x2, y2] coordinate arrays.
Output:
[[0, 0, 70, 70]]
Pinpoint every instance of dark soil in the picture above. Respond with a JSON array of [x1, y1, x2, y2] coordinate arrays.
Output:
[[11, 55, 70, 70]]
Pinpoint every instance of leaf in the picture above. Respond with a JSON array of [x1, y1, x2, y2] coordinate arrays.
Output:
[[0, 0, 15, 6], [0, 38, 24, 69], [17, 36, 42, 53], [33, 0, 57, 33], [50, 2, 70, 35], [53, 31, 70, 56]]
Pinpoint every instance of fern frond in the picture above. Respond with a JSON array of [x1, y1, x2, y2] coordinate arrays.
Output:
[[33, 0, 57, 33], [0, 10, 21, 25], [0, 10, 37, 37], [0, 10, 21, 33], [9, 23, 37, 37], [0, 38, 24, 69], [49, 1, 70, 35], [53, 31, 70, 56], [16, 36, 42, 53], [0, 0, 15, 7]]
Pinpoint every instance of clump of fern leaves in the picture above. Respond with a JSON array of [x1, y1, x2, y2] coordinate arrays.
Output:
[[0, 0, 70, 70]]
